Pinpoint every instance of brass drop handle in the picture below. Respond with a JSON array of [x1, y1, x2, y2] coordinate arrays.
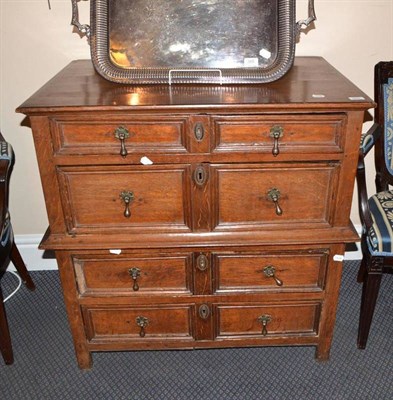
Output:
[[267, 188, 283, 216], [128, 267, 141, 291], [136, 316, 149, 337], [120, 191, 134, 218], [114, 126, 130, 158], [269, 125, 284, 157], [258, 314, 272, 336], [263, 265, 283, 286]]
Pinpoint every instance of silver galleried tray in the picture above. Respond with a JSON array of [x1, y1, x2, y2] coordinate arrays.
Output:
[[71, 0, 316, 84]]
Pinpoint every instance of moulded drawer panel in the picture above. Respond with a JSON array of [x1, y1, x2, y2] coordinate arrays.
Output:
[[214, 250, 328, 293], [57, 165, 191, 233], [74, 253, 192, 295], [214, 163, 339, 229], [83, 305, 194, 341], [50, 116, 188, 155], [216, 303, 320, 338], [212, 114, 345, 154]]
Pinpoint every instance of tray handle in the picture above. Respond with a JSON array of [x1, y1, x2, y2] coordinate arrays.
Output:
[[71, 0, 91, 38], [296, 0, 317, 35]]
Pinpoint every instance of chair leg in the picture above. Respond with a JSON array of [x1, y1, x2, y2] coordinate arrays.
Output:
[[10, 242, 35, 291], [0, 286, 14, 364], [357, 256, 367, 283], [357, 266, 383, 349]]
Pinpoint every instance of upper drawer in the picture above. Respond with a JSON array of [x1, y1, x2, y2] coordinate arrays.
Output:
[[212, 114, 346, 155], [49, 115, 189, 156], [57, 164, 192, 234], [213, 162, 340, 230]]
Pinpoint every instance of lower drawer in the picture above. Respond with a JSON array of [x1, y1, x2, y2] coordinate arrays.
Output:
[[82, 301, 321, 345], [82, 305, 195, 342], [216, 302, 321, 338]]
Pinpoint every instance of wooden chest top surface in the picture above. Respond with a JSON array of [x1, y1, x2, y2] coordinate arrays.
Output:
[[17, 57, 373, 113]]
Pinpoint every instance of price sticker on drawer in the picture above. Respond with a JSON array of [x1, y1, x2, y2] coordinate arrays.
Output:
[[333, 254, 345, 262]]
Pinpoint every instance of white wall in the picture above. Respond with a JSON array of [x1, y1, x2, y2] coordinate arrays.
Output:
[[1, 1, 393, 242]]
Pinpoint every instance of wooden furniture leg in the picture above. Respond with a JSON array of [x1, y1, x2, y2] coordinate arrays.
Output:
[[357, 269, 383, 349], [0, 286, 14, 364], [10, 243, 35, 291]]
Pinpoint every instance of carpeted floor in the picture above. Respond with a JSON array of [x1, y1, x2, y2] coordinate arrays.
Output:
[[0, 261, 392, 399]]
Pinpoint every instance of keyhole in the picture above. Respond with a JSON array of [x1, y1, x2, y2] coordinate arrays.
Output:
[[198, 304, 210, 319], [194, 166, 206, 186]]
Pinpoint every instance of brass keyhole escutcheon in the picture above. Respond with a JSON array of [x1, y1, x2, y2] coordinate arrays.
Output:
[[196, 254, 208, 271], [198, 304, 210, 320], [114, 126, 130, 158], [263, 265, 283, 286], [120, 191, 134, 218], [128, 267, 141, 291], [269, 125, 284, 157], [267, 188, 283, 216], [194, 123, 205, 142], [258, 314, 272, 336], [136, 316, 149, 337], [194, 165, 207, 186]]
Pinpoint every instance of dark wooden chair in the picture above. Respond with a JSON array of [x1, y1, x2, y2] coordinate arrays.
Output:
[[356, 61, 393, 349], [0, 132, 35, 365]]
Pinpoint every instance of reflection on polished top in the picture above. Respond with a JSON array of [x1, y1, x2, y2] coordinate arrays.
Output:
[[17, 57, 373, 112], [109, 0, 278, 69]]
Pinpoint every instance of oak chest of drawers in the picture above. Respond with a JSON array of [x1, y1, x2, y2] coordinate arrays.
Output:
[[18, 57, 374, 369]]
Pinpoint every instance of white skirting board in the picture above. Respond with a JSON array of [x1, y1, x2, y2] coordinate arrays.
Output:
[[8, 229, 363, 272], [10, 234, 58, 271]]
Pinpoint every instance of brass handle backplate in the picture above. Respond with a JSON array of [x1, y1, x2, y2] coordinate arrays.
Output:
[[269, 125, 284, 157], [263, 265, 283, 286], [258, 314, 272, 336], [136, 316, 149, 337], [120, 191, 134, 218], [114, 126, 130, 158], [267, 188, 283, 216], [128, 267, 141, 291]]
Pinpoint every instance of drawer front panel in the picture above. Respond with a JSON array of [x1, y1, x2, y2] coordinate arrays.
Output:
[[214, 163, 339, 229], [214, 250, 328, 293], [74, 254, 192, 295], [57, 165, 191, 233], [83, 305, 194, 341], [50, 116, 188, 155], [213, 115, 345, 154], [216, 303, 320, 338]]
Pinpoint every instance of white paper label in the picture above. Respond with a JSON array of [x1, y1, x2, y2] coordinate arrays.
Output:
[[333, 254, 345, 262], [109, 249, 122, 255], [312, 94, 326, 98], [140, 156, 153, 165], [259, 49, 272, 59], [244, 58, 259, 67], [349, 96, 366, 101]]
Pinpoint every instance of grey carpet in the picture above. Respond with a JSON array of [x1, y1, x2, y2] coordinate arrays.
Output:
[[0, 261, 392, 399]]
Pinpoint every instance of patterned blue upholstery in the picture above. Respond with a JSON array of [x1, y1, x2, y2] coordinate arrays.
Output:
[[383, 78, 393, 173], [0, 141, 13, 161], [367, 79, 393, 255], [0, 140, 13, 249], [360, 130, 377, 154], [368, 190, 393, 255]]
